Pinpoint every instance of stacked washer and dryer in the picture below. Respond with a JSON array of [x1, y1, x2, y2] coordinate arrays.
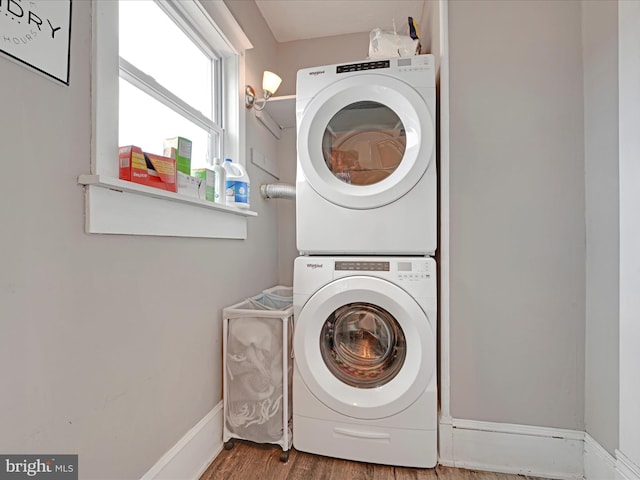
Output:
[[292, 55, 438, 468]]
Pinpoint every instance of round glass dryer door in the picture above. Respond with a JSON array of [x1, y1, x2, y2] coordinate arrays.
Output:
[[297, 74, 435, 210], [322, 101, 406, 187], [293, 276, 435, 420]]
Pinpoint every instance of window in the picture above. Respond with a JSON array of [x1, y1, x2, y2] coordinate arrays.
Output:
[[118, 0, 221, 168], [80, 0, 254, 239]]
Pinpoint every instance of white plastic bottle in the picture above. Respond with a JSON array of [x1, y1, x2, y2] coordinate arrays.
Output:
[[212, 157, 226, 204], [223, 158, 236, 206], [223, 158, 251, 209], [234, 165, 250, 210]]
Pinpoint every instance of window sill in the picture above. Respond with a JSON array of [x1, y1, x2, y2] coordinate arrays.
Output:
[[78, 174, 256, 239]]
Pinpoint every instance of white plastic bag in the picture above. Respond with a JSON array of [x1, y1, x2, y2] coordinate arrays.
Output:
[[368, 27, 419, 59]]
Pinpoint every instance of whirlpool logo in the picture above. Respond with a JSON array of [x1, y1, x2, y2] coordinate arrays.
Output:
[[306, 263, 324, 269], [308, 70, 325, 77]]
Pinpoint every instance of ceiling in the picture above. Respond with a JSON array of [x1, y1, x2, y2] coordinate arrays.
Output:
[[254, 0, 427, 43]]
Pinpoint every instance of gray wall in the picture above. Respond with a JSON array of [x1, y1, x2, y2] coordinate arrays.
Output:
[[223, 0, 300, 289], [582, 0, 619, 456], [275, 127, 297, 286], [448, 0, 586, 429], [0, 1, 280, 478], [618, 0, 640, 467]]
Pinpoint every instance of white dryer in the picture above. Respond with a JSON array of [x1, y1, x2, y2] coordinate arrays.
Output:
[[296, 55, 436, 255], [293, 256, 437, 468]]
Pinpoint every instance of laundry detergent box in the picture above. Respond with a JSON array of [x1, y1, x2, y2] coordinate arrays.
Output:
[[192, 168, 215, 202], [119, 145, 177, 192], [163, 137, 192, 175], [177, 171, 202, 199]]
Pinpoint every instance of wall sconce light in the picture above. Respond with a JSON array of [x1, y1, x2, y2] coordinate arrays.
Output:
[[245, 71, 282, 111]]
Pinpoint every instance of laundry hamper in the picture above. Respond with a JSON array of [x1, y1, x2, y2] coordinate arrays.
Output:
[[222, 286, 293, 462]]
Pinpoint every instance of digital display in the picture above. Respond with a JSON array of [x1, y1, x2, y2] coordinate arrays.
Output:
[[335, 261, 390, 271], [397, 58, 412, 67], [397, 262, 412, 272], [336, 60, 390, 74]]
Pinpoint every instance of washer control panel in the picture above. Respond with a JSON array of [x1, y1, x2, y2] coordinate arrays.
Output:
[[334, 259, 432, 280], [397, 260, 431, 281], [335, 261, 390, 271]]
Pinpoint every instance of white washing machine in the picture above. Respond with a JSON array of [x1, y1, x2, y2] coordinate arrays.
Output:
[[296, 55, 436, 256], [293, 256, 437, 468]]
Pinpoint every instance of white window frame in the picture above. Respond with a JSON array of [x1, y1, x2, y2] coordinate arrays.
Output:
[[79, 0, 255, 239]]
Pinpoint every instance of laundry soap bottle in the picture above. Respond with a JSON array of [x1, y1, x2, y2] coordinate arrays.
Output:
[[223, 158, 251, 209]]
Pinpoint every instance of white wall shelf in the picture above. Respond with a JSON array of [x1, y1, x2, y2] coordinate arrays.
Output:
[[264, 94, 296, 129], [78, 174, 256, 239], [254, 95, 296, 139]]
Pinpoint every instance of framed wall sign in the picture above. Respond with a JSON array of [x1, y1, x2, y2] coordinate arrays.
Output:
[[0, 0, 72, 85]]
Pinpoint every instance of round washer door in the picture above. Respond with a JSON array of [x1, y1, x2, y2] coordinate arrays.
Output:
[[297, 74, 435, 210], [294, 276, 435, 420]]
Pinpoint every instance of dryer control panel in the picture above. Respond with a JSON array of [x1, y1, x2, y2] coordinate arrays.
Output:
[[334, 56, 433, 75], [336, 60, 390, 74]]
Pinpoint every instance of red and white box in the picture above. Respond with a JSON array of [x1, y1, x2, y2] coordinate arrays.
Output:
[[119, 145, 177, 193]]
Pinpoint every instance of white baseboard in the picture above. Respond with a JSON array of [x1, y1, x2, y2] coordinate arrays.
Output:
[[617, 450, 640, 480], [584, 433, 616, 480], [438, 417, 584, 479], [141, 402, 224, 480], [137, 407, 639, 480], [438, 415, 454, 463]]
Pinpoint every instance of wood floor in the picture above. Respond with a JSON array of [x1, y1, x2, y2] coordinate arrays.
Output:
[[200, 440, 550, 480]]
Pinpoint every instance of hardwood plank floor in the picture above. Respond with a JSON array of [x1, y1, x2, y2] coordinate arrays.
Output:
[[200, 440, 551, 480]]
